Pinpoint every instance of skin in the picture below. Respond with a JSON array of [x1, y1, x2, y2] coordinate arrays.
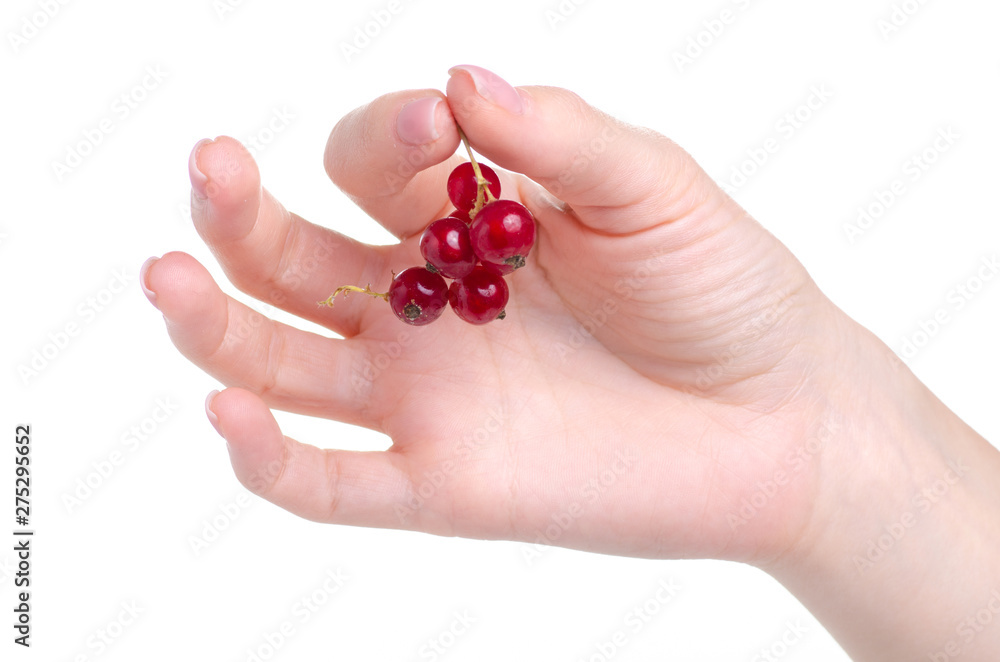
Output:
[[142, 65, 1000, 660]]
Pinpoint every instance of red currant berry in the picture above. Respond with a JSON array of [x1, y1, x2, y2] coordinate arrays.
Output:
[[387, 267, 448, 326], [420, 217, 477, 279], [447, 162, 501, 213], [469, 199, 535, 271], [448, 265, 509, 325], [448, 208, 471, 224]]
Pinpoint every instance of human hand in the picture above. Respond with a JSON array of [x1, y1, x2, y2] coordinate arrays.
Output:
[[138, 64, 857, 566]]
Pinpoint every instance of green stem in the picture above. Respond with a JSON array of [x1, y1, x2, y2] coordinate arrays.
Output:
[[457, 127, 497, 220], [318, 284, 387, 308]]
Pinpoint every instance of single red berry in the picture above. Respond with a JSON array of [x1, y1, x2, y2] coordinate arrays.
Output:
[[448, 265, 509, 325], [448, 208, 471, 224], [447, 162, 501, 213], [387, 267, 448, 326], [469, 199, 535, 271], [420, 218, 477, 279]]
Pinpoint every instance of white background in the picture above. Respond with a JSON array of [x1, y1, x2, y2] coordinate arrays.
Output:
[[3, 0, 998, 660]]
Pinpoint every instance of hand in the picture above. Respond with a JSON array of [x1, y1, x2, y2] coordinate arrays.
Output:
[[140, 64, 848, 561], [141, 65, 1000, 661]]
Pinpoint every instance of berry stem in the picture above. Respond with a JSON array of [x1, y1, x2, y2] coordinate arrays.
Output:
[[318, 284, 388, 308], [457, 126, 497, 220]]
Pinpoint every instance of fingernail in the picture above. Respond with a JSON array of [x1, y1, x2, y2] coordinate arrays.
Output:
[[188, 138, 214, 200], [139, 256, 159, 307], [396, 97, 443, 146], [448, 65, 524, 115], [205, 390, 223, 436]]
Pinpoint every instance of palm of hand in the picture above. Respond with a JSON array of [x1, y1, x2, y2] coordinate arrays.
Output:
[[338, 169, 825, 565]]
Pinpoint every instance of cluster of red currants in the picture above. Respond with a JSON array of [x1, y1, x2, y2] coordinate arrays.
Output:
[[320, 132, 535, 326]]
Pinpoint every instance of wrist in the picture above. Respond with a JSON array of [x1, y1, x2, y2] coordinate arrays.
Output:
[[763, 310, 1000, 660]]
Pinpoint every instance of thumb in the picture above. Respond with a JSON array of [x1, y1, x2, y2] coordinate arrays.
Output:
[[445, 64, 737, 236], [446, 65, 824, 404]]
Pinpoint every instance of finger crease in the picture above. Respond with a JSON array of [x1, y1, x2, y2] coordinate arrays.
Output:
[[264, 435, 291, 499], [323, 450, 344, 521], [258, 320, 285, 400], [269, 207, 301, 290]]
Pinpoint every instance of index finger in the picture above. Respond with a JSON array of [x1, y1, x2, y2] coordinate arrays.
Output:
[[324, 89, 463, 240]]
